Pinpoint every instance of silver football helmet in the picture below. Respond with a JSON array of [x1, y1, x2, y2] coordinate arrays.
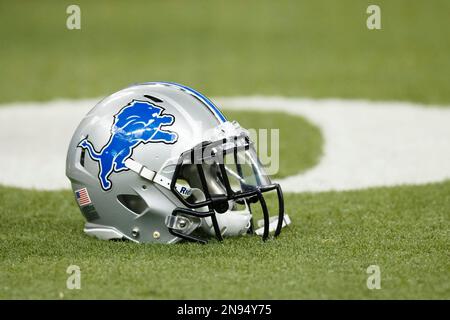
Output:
[[66, 82, 290, 244]]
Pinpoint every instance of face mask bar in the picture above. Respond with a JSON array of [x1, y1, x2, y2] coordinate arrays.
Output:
[[167, 136, 285, 243]]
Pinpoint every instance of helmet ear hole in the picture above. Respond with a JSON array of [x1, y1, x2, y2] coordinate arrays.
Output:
[[117, 194, 149, 215]]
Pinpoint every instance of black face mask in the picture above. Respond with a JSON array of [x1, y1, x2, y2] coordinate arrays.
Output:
[[166, 135, 285, 244]]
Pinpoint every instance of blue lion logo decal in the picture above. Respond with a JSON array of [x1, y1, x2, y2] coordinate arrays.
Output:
[[78, 99, 178, 190]]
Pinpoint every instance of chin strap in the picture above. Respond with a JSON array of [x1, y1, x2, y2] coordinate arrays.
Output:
[[254, 214, 291, 236], [124, 159, 192, 197]]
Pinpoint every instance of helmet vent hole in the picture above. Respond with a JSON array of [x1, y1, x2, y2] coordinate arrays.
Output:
[[117, 194, 148, 215], [80, 148, 86, 167], [143, 95, 163, 103], [79, 135, 88, 167]]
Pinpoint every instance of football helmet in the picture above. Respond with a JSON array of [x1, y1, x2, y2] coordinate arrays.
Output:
[[66, 82, 290, 244]]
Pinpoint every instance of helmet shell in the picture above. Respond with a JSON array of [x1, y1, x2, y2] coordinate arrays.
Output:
[[66, 82, 226, 243]]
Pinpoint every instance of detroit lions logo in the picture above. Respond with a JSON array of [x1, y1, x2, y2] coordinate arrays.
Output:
[[78, 99, 178, 190]]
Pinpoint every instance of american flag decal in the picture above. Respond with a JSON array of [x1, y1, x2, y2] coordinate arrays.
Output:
[[75, 188, 92, 207]]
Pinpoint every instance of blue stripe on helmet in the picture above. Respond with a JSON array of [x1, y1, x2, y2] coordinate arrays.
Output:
[[146, 81, 227, 123]]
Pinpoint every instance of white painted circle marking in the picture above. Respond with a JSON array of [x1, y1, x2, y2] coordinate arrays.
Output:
[[1, 97, 450, 192]]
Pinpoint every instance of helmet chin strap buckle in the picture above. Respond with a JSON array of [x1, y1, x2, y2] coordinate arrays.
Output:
[[254, 214, 291, 236], [124, 159, 192, 197], [165, 215, 192, 231]]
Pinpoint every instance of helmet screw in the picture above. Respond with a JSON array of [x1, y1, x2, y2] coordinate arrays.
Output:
[[131, 227, 139, 238], [153, 231, 160, 239], [178, 218, 188, 229]]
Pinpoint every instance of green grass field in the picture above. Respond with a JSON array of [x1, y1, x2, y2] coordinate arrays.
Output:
[[1, 0, 450, 104], [0, 1, 449, 299], [1, 182, 448, 299]]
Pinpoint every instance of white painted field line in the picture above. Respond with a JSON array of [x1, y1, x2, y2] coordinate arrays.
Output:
[[0, 97, 450, 192], [216, 97, 450, 192]]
